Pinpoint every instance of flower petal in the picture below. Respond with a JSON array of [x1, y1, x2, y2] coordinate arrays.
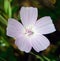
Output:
[[31, 34, 50, 52], [35, 16, 56, 34], [15, 36, 32, 53], [20, 7, 38, 27], [7, 18, 24, 38]]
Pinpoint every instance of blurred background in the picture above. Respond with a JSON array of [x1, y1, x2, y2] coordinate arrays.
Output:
[[0, 0, 60, 61]]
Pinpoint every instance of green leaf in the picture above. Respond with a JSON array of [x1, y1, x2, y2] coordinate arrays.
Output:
[[4, 0, 12, 18], [8, 3, 12, 18], [0, 15, 7, 26], [4, 0, 9, 13], [0, 37, 10, 48]]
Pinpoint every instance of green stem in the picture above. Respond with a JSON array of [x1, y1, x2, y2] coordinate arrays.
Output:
[[30, 52, 44, 61], [42, 55, 50, 61]]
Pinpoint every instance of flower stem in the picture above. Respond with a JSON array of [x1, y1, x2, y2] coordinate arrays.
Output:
[[42, 55, 50, 61], [30, 52, 44, 61]]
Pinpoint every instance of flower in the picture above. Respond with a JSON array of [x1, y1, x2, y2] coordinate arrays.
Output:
[[6, 7, 56, 53]]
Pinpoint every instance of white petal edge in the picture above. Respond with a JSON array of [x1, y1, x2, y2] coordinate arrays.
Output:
[[20, 7, 38, 27], [7, 18, 24, 38], [31, 34, 50, 52], [15, 36, 32, 53], [35, 16, 56, 34]]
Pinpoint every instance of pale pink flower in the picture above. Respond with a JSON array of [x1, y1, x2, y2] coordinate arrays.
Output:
[[6, 7, 56, 53]]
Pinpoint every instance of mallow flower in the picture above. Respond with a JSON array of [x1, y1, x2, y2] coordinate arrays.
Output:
[[6, 7, 56, 53]]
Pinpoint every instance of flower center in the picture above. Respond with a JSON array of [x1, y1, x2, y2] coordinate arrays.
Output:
[[25, 29, 34, 36], [24, 25, 35, 37]]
